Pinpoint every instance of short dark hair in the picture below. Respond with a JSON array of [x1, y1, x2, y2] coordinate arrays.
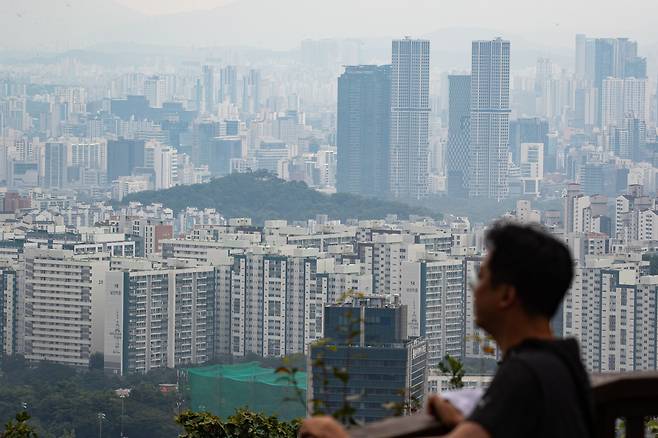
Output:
[[485, 221, 574, 318]]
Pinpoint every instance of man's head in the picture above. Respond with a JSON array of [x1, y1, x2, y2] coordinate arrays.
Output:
[[473, 221, 574, 334]]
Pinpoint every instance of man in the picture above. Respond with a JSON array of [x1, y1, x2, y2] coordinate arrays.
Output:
[[300, 221, 594, 438]]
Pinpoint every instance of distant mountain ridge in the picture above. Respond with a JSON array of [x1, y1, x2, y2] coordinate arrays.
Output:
[[3, 0, 655, 71], [1, 0, 630, 54], [123, 171, 438, 225]]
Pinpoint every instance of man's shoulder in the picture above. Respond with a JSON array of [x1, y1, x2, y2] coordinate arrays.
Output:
[[505, 339, 591, 391]]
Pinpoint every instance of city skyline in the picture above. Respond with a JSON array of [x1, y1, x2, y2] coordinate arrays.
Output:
[[2, 0, 658, 433]]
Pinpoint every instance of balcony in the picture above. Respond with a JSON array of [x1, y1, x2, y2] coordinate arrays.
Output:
[[348, 372, 658, 438]]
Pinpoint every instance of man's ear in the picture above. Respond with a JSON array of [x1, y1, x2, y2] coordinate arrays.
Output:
[[498, 284, 517, 310]]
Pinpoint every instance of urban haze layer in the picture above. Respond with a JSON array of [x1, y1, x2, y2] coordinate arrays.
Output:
[[0, 0, 657, 434]]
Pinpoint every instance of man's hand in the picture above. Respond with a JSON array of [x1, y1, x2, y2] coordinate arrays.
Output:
[[427, 395, 465, 429], [299, 416, 349, 438]]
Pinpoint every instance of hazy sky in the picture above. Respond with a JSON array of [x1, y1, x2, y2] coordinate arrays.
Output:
[[109, 0, 657, 47], [3, 0, 658, 53], [114, 0, 236, 14]]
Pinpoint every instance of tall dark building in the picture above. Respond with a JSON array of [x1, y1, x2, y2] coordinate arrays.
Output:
[[309, 297, 427, 423], [509, 118, 550, 171], [593, 38, 644, 127], [209, 136, 242, 176], [0, 267, 18, 360], [202, 65, 216, 114], [107, 139, 145, 181], [195, 122, 220, 166], [594, 39, 617, 89], [610, 116, 646, 162], [225, 119, 240, 136], [336, 65, 391, 197], [43, 142, 67, 189], [446, 75, 470, 198], [625, 57, 647, 79], [580, 163, 605, 196]]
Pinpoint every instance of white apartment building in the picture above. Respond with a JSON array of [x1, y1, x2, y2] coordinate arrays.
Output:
[[400, 254, 464, 367], [563, 256, 658, 372], [24, 248, 110, 367], [601, 77, 647, 128], [104, 263, 215, 375], [221, 247, 328, 358]]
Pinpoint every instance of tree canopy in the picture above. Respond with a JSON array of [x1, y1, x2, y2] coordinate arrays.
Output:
[[0, 355, 181, 438], [123, 171, 437, 224]]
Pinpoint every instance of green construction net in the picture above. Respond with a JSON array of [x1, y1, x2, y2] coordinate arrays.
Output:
[[187, 362, 307, 421]]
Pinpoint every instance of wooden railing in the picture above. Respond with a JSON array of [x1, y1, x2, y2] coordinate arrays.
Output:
[[592, 372, 658, 438], [348, 372, 658, 438]]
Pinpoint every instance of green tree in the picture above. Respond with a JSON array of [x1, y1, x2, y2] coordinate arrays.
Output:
[[438, 354, 465, 390], [176, 409, 299, 438], [124, 170, 437, 225], [2, 411, 38, 438]]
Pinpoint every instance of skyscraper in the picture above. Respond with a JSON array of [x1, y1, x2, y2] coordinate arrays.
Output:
[[309, 297, 427, 423], [43, 142, 67, 189], [468, 38, 511, 200], [389, 38, 430, 200], [241, 69, 261, 114], [202, 65, 216, 114], [446, 75, 470, 198], [107, 139, 145, 181], [336, 65, 391, 197], [592, 37, 645, 126], [220, 66, 238, 104], [575, 34, 587, 82], [594, 38, 639, 86]]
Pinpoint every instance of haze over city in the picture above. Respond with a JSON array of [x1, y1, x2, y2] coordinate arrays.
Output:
[[0, 0, 657, 437]]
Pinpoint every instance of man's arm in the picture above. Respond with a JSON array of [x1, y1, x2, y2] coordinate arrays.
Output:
[[428, 395, 490, 438], [299, 416, 489, 438], [446, 422, 490, 438]]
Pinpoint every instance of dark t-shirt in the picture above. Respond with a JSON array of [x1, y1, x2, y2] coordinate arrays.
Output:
[[467, 338, 593, 438]]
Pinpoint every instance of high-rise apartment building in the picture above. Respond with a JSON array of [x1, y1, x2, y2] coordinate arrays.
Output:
[[446, 75, 471, 198], [389, 38, 430, 200], [241, 69, 261, 114], [563, 257, 658, 373], [336, 65, 391, 197], [104, 264, 215, 374], [220, 66, 238, 104], [468, 38, 511, 200], [144, 75, 166, 108], [69, 141, 105, 171], [216, 248, 327, 358], [601, 77, 647, 128], [24, 248, 110, 367], [400, 254, 464, 367]]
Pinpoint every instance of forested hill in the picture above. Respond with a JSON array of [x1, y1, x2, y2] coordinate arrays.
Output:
[[123, 171, 437, 224]]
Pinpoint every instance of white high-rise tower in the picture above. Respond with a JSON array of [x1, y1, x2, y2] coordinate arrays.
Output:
[[389, 38, 430, 200], [468, 38, 511, 201]]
